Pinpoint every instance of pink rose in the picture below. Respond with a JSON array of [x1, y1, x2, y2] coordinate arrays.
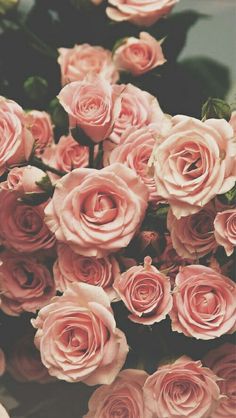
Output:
[[0, 191, 55, 252], [0, 96, 34, 175], [214, 209, 236, 256], [105, 126, 162, 201], [26, 110, 54, 155], [58, 78, 122, 143], [113, 256, 172, 325], [7, 334, 53, 383], [170, 265, 236, 339], [0, 404, 9, 418], [45, 163, 148, 257], [0, 165, 46, 194], [90, 0, 104, 4], [203, 344, 236, 418], [108, 83, 165, 144], [53, 243, 120, 293], [0, 348, 6, 376], [114, 32, 166, 76], [58, 44, 119, 85], [84, 369, 148, 418], [229, 110, 236, 134], [0, 251, 56, 316], [143, 356, 221, 418], [153, 116, 236, 218], [167, 203, 217, 259], [106, 0, 179, 27], [32, 282, 129, 384]]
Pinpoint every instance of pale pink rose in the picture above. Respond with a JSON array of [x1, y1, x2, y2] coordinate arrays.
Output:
[[26, 110, 54, 155], [58, 78, 122, 143], [113, 256, 172, 325], [58, 44, 119, 85], [135, 230, 162, 255], [0, 191, 55, 252], [229, 110, 236, 134], [0, 348, 6, 376], [91, 0, 104, 4], [0, 96, 34, 175], [0, 165, 46, 194], [53, 243, 120, 293], [143, 356, 221, 418], [106, 126, 162, 201], [114, 32, 166, 76], [153, 116, 236, 218], [0, 251, 56, 316], [108, 83, 165, 144], [170, 265, 236, 340], [106, 0, 179, 27], [167, 203, 217, 260], [203, 343, 236, 418], [0, 404, 10, 418], [214, 209, 236, 256], [84, 369, 148, 418], [7, 334, 53, 383], [45, 163, 148, 257], [32, 282, 129, 384]]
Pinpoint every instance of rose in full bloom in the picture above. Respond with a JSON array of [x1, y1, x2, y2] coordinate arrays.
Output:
[[58, 78, 122, 143], [170, 265, 236, 339], [0, 165, 46, 194], [32, 282, 129, 384], [167, 203, 217, 259], [106, 0, 179, 27], [0, 191, 55, 252], [58, 44, 119, 85], [53, 243, 120, 293], [153, 115, 236, 218], [26, 110, 54, 155], [84, 369, 148, 418], [109, 83, 165, 144], [0, 404, 9, 418], [214, 209, 236, 256], [203, 343, 236, 418], [114, 32, 166, 76], [113, 256, 172, 325], [143, 356, 221, 418], [0, 96, 34, 175], [7, 334, 53, 383], [0, 348, 6, 376], [45, 163, 148, 257], [0, 251, 56, 315]]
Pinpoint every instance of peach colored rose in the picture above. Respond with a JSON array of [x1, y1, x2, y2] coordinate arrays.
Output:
[[0, 404, 9, 418], [0, 348, 6, 376], [170, 265, 236, 340], [203, 343, 236, 418], [229, 110, 236, 134], [153, 116, 236, 218], [26, 110, 54, 155], [0, 191, 55, 252], [7, 334, 53, 383], [32, 282, 129, 384], [106, 0, 179, 27], [143, 356, 221, 418], [84, 369, 148, 418], [106, 126, 162, 201], [45, 163, 148, 257], [58, 78, 122, 143], [109, 83, 165, 144], [113, 256, 172, 325], [58, 44, 119, 85], [53, 243, 120, 293], [167, 203, 217, 260], [0, 96, 34, 175], [114, 32, 166, 76], [0, 165, 46, 194], [0, 251, 56, 316], [214, 209, 236, 256]]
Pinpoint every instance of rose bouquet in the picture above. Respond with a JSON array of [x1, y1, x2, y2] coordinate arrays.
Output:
[[0, 0, 235, 417]]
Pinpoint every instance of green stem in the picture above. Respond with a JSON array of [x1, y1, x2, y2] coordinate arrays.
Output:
[[89, 144, 95, 168], [31, 157, 66, 177]]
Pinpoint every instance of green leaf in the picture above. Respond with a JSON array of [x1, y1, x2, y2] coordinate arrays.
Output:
[[201, 98, 232, 121], [19, 192, 49, 206], [220, 183, 236, 205], [24, 75, 48, 102], [35, 174, 54, 195]]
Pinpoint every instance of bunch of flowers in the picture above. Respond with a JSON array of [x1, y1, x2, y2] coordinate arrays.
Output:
[[0, 0, 235, 417]]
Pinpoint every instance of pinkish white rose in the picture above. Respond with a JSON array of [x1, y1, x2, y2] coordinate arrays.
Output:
[[170, 265, 236, 340], [229, 110, 236, 134], [114, 32, 166, 76], [32, 282, 129, 384], [0, 404, 9, 418], [0, 165, 46, 194], [214, 209, 236, 256]]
